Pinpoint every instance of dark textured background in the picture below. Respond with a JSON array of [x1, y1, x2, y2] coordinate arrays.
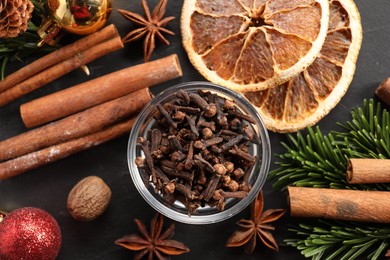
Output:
[[1, 0, 389, 259]]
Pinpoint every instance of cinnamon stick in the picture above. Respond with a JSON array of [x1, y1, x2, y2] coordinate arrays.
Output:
[[20, 54, 182, 128], [347, 158, 390, 184], [0, 35, 124, 107], [375, 77, 390, 106], [0, 24, 119, 93], [0, 117, 136, 180], [0, 88, 151, 162], [288, 186, 390, 223]]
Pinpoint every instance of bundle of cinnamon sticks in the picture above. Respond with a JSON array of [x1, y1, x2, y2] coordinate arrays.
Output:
[[0, 24, 123, 107], [0, 54, 183, 179], [288, 158, 390, 224]]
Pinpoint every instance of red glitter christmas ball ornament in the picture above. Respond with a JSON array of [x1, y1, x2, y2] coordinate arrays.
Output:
[[0, 207, 62, 259]]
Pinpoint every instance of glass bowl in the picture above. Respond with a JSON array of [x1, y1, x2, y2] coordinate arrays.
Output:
[[127, 81, 271, 224]]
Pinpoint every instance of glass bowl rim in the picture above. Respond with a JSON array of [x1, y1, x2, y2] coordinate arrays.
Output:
[[127, 81, 271, 224]]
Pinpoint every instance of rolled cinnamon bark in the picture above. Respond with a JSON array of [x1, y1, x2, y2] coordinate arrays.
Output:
[[0, 24, 119, 93], [347, 158, 390, 184], [0, 88, 151, 162], [288, 186, 390, 223], [0, 35, 124, 107], [375, 78, 390, 106], [20, 54, 182, 128], [0, 117, 136, 180]]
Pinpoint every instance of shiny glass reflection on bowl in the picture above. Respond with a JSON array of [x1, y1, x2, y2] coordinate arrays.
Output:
[[128, 82, 271, 224]]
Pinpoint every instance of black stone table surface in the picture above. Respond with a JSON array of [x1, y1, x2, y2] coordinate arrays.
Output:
[[1, 0, 389, 259]]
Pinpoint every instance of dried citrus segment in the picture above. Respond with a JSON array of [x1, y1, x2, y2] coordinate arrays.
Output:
[[245, 0, 362, 132], [191, 12, 247, 55], [265, 0, 317, 14], [181, 0, 330, 91], [196, 0, 247, 15], [265, 5, 322, 41], [319, 29, 350, 65], [203, 32, 248, 81], [234, 29, 274, 83], [305, 57, 341, 97], [265, 28, 312, 70]]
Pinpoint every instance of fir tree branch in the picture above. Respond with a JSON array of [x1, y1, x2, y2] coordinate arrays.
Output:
[[335, 99, 390, 159], [269, 99, 390, 259], [285, 220, 390, 260]]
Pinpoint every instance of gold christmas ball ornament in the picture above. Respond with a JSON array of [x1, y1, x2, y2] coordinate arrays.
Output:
[[38, 0, 112, 45], [49, 0, 112, 34]]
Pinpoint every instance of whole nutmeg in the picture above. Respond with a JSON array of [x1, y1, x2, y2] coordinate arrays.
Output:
[[67, 176, 112, 221]]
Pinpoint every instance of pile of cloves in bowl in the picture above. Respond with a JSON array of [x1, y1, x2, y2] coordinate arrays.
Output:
[[135, 88, 261, 215]]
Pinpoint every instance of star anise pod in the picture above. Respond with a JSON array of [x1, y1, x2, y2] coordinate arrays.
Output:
[[226, 191, 286, 253], [115, 213, 190, 260], [117, 0, 175, 62]]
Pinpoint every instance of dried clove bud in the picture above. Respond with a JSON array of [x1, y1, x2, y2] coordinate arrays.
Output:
[[221, 175, 231, 186], [204, 103, 217, 118], [221, 134, 244, 151], [175, 183, 195, 200], [184, 141, 194, 170], [164, 182, 176, 194], [224, 161, 235, 174], [202, 127, 213, 139], [171, 150, 186, 162], [176, 89, 190, 105], [233, 168, 245, 180], [172, 111, 186, 122], [189, 93, 210, 111], [214, 164, 227, 175], [197, 119, 215, 131], [223, 99, 235, 110], [229, 145, 255, 162], [157, 104, 177, 128], [135, 156, 145, 168], [228, 180, 239, 192]]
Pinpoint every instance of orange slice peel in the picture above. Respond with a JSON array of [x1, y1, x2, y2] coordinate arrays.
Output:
[[181, 0, 331, 92], [245, 0, 362, 132]]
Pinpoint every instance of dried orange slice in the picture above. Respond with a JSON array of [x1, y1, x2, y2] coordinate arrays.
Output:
[[181, 0, 330, 91], [244, 0, 362, 132]]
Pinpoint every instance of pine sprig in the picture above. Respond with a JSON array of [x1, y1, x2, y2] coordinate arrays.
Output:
[[269, 126, 379, 191], [285, 220, 390, 260], [269, 99, 390, 259], [269, 100, 390, 191], [335, 99, 390, 159]]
